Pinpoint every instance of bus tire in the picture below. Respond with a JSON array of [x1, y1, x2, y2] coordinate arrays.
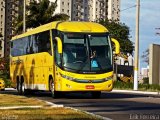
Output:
[[1, 89, 5, 91], [49, 78, 64, 98], [17, 80, 22, 95], [20, 78, 28, 95], [91, 91, 101, 98], [49, 78, 55, 97], [21, 81, 26, 95]]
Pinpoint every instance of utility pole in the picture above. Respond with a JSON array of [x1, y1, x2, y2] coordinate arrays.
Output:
[[23, 0, 26, 33], [134, 0, 140, 90]]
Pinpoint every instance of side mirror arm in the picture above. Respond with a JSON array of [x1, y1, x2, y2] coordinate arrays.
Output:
[[111, 38, 120, 54]]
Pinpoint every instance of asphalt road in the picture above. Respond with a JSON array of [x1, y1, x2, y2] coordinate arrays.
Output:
[[1, 89, 160, 120]]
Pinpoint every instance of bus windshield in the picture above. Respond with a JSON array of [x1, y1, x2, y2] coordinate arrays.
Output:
[[59, 33, 112, 74]]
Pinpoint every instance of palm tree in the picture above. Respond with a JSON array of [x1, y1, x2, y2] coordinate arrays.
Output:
[[14, 0, 69, 34]]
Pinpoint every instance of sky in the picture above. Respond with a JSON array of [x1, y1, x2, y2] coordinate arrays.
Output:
[[120, 0, 160, 69]]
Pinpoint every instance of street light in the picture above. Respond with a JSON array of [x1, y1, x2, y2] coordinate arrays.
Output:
[[134, 0, 140, 90]]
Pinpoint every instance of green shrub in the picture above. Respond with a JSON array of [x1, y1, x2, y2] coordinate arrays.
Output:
[[114, 80, 160, 92], [0, 57, 10, 87], [143, 77, 149, 84]]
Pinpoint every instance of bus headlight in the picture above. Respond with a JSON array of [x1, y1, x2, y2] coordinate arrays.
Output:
[[60, 73, 76, 81], [60, 73, 113, 83], [105, 76, 113, 81]]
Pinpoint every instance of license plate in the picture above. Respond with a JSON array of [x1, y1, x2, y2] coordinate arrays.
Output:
[[86, 85, 95, 89]]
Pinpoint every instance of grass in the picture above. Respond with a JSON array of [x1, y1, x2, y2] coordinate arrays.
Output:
[[0, 108, 99, 120], [0, 94, 101, 120], [113, 80, 160, 92], [0, 94, 47, 107]]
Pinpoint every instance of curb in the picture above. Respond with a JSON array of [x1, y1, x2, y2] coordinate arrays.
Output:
[[112, 89, 160, 95], [0, 106, 42, 110], [66, 106, 112, 120], [45, 101, 64, 108], [43, 100, 112, 120]]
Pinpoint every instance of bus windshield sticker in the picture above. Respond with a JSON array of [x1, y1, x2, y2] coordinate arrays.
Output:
[[91, 60, 98, 68]]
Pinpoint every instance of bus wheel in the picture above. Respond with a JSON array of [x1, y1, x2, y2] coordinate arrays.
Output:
[[19, 80, 28, 95], [91, 91, 101, 98], [21, 81, 28, 95], [17, 80, 22, 95], [21, 82, 25, 94], [49, 79, 55, 97]]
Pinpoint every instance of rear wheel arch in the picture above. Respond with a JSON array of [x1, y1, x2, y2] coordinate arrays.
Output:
[[49, 75, 53, 91], [16, 76, 20, 89]]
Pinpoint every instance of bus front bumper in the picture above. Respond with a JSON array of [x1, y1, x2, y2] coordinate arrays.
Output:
[[55, 79, 113, 92]]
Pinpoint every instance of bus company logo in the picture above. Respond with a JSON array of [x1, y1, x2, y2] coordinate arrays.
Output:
[[85, 76, 96, 79], [88, 80, 92, 83]]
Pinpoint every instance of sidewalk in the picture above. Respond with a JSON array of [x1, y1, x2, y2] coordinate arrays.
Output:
[[112, 89, 160, 95]]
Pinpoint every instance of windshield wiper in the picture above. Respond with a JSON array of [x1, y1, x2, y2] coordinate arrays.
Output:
[[63, 65, 80, 72]]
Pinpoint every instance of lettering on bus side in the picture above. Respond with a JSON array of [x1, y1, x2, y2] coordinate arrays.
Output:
[[12, 59, 23, 65]]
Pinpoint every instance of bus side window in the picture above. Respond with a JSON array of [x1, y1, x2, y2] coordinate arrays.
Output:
[[35, 31, 51, 54]]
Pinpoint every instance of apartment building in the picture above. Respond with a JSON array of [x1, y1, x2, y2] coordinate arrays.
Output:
[[0, 0, 5, 57], [3, 0, 24, 58], [108, 0, 120, 20], [141, 67, 149, 78], [2, 0, 120, 58], [51, 0, 120, 21]]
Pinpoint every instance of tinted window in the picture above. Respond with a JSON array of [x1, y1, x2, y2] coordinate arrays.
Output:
[[11, 30, 51, 57], [35, 31, 51, 53]]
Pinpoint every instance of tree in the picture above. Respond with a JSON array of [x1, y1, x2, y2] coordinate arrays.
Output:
[[14, 0, 69, 34], [98, 19, 134, 54], [141, 49, 149, 65]]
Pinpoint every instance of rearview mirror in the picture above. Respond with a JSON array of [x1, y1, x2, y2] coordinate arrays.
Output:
[[55, 37, 62, 54], [111, 38, 120, 54]]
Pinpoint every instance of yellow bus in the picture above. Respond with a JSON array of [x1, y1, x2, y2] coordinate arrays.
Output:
[[10, 21, 120, 98]]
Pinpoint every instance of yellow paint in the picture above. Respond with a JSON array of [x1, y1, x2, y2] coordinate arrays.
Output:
[[111, 38, 120, 54], [0, 79, 5, 90], [12, 21, 108, 40], [134, 68, 139, 71], [55, 37, 62, 54], [10, 21, 114, 92]]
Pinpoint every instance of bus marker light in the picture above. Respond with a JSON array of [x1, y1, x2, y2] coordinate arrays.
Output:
[[108, 84, 111, 88], [86, 85, 95, 89], [66, 84, 71, 88]]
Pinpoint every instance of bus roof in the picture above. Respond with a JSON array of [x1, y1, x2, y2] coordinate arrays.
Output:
[[12, 21, 108, 40]]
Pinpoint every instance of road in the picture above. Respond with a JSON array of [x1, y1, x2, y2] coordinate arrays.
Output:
[[1, 89, 160, 120]]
